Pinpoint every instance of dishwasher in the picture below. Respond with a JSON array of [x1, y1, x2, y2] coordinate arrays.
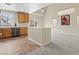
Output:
[[12, 28, 20, 37]]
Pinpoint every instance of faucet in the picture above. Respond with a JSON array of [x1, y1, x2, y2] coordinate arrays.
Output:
[[14, 23, 17, 28]]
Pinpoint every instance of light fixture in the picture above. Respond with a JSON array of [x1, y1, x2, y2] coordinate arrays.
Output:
[[5, 3, 12, 6], [41, 9, 44, 12]]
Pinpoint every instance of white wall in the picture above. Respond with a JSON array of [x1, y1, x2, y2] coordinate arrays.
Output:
[[43, 4, 79, 36], [29, 14, 43, 28]]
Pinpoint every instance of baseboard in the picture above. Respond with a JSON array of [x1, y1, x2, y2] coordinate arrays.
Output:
[[43, 41, 51, 46], [28, 38, 43, 46]]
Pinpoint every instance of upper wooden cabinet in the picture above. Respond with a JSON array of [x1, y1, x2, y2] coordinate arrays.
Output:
[[18, 12, 29, 23]]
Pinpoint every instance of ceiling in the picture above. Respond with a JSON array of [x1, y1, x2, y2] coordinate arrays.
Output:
[[1, 3, 79, 13], [0, 3, 50, 13], [47, 3, 79, 10], [28, 3, 50, 13]]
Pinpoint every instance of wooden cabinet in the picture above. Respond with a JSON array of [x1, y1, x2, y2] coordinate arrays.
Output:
[[2, 28, 12, 38], [24, 13, 29, 22], [0, 29, 2, 39], [20, 27, 28, 35], [18, 12, 29, 23], [0, 27, 28, 39]]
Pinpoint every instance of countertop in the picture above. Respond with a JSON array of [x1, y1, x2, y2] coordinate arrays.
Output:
[[28, 27, 51, 29], [0, 26, 28, 28]]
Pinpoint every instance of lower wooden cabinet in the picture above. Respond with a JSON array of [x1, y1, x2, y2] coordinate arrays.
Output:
[[0, 29, 2, 39], [0, 27, 28, 39], [20, 27, 28, 35], [2, 28, 12, 38]]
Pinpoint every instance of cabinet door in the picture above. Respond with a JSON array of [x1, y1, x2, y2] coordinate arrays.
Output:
[[18, 12, 29, 23], [2, 28, 12, 38], [18, 12, 25, 23], [0, 29, 2, 39], [20, 27, 28, 35], [24, 13, 29, 22]]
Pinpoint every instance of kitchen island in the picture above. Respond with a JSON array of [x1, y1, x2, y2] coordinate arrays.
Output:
[[28, 27, 51, 46]]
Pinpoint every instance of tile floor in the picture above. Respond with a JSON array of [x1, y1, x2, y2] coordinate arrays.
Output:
[[1, 33, 79, 55], [0, 36, 40, 55], [28, 33, 79, 55]]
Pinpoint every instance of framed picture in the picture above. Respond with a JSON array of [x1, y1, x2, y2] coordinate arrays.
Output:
[[61, 15, 70, 25]]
